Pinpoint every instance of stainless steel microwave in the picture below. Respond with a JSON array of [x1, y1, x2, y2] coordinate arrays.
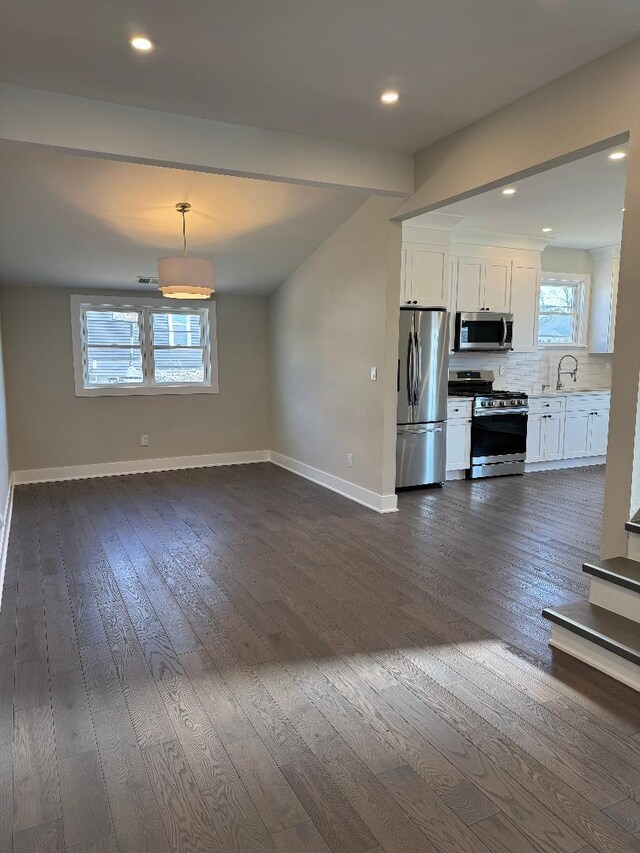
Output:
[[454, 312, 514, 352]]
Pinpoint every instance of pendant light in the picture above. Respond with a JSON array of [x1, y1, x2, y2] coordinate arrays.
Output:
[[158, 203, 214, 299]]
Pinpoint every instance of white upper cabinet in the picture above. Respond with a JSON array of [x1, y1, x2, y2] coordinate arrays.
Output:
[[455, 257, 485, 312], [589, 245, 620, 353], [451, 254, 513, 313], [510, 263, 540, 352], [400, 238, 449, 308], [483, 260, 511, 312]]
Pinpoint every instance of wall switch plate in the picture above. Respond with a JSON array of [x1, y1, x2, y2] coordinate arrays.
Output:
[[347, 453, 353, 468], [370, 367, 377, 381], [141, 434, 149, 446]]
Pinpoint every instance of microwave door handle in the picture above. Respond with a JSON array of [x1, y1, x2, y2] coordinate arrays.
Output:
[[501, 316, 507, 347]]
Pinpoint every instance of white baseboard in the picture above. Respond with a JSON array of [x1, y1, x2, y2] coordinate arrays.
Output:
[[628, 531, 640, 561], [589, 576, 639, 623], [12, 450, 270, 485], [0, 479, 15, 611], [525, 455, 606, 473], [269, 451, 398, 513], [445, 470, 467, 481], [549, 624, 640, 692]]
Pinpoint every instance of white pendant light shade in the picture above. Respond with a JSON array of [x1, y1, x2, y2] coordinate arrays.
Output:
[[157, 202, 215, 299], [157, 256, 214, 299]]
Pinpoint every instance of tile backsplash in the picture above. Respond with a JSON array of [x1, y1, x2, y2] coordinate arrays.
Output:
[[449, 349, 612, 394]]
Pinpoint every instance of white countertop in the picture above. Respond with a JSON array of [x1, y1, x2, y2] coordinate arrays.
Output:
[[526, 388, 611, 398]]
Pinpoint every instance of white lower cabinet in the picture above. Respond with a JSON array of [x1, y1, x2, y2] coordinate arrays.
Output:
[[564, 409, 610, 459], [447, 418, 472, 471], [526, 393, 610, 467], [526, 412, 564, 463]]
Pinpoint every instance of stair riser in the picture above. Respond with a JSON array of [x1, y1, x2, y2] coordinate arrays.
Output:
[[628, 530, 640, 561], [589, 577, 640, 622], [549, 625, 640, 692]]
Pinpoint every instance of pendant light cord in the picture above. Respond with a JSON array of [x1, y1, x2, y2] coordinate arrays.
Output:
[[182, 208, 187, 257]]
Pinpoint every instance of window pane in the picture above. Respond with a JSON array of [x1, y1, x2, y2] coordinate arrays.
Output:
[[539, 284, 576, 314], [85, 310, 141, 345], [152, 312, 203, 347], [538, 314, 575, 344], [86, 347, 143, 385], [153, 348, 205, 384]]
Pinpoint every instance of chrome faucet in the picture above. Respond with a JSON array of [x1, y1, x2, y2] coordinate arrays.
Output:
[[556, 354, 578, 390]]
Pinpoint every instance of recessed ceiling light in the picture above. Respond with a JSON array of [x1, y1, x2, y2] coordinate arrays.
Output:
[[501, 187, 517, 196], [542, 227, 553, 233], [608, 151, 626, 161], [380, 90, 400, 105], [129, 36, 154, 51]]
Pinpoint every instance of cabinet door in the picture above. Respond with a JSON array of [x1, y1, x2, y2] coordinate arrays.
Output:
[[400, 248, 414, 305], [484, 260, 511, 311], [411, 247, 448, 307], [456, 257, 484, 312], [563, 412, 590, 459], [446, 419, 471, 471], [588, 410, 610, 456], [510, 264, 539, 352], [525, 414, 544, 463], [544, 413, 564, 461]]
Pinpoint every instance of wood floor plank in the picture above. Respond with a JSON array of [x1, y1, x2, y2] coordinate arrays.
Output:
[[0, 741, 12, 852], [0, 639, 14, 744], [57, 750, 113, 848], [271, 820, 331, 853], [13, 704, 60, 832], [14, 658, 50, 712], [66, 835, 120, 853], [143, 739, 224, 853], [13, 819, 65, 852], [602, 798, 640, 840], [50, 669, 95, 759], [226, 735, 309, 834], [156, 674, 238, 791], [201, 779, 278, 853], [471, 812, 549, 853]]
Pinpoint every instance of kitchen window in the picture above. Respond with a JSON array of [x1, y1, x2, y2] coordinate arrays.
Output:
[[537, 274, 589, 348], [71, 295, 218, 396]]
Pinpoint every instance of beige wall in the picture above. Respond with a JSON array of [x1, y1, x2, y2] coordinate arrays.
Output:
[[0, 287, 270, 472], [0, 314, 10, 513], [397, 37, 640, 557], [269, 196, 402, 498], [541, 246, 593, 276]]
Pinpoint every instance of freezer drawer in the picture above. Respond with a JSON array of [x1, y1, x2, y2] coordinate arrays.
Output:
[[396, 423, 446, 489]]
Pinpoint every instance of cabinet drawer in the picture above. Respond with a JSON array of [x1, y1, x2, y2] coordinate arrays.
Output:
[[528, 397, 565, 414], [565, 393, 611, 413], [447, 400, 472, 420]]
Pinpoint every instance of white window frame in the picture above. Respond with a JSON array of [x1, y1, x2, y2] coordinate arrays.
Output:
[[71, 294, 219, 396], [537, 272, 590, 349]]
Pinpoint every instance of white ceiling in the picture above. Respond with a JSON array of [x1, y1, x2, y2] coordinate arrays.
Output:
[[410, 145, 628, 249], [0, 144, 367, 293], [2, 1, 640, 152]]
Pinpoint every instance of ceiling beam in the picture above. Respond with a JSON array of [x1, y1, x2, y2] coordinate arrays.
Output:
[[0, 84, 413, 196]]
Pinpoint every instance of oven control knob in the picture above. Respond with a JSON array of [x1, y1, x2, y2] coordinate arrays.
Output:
[[481, 401, 488, 407], [511, 400, 518, 406], [499, 400, 506, 407]]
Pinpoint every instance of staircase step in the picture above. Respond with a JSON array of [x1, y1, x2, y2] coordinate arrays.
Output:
[[583, 557, 640, 594], [542, 602, 640, 667], [625, 512, 640, 535]]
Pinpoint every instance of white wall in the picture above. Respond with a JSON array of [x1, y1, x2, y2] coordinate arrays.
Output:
[[269, 196, 402, 501], [0, 313, 10, 514], [0, 287, 271, 473]]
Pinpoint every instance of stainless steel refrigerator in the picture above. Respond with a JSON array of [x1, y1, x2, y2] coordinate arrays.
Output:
[[396, 307, 448, 488]]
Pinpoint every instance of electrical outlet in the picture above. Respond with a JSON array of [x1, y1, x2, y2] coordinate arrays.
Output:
[[604, 362, 611, 372], [370, 366, 377, 381], [498, 365, 506, 376], [347, 453, 353, 468], [141, 434, 149, 447]]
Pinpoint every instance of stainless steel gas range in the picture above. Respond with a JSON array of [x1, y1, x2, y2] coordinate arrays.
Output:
[[448, 370, 529, 479]]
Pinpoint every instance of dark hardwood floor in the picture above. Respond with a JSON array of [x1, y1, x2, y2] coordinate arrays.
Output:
[[1, 463, 639, 852]]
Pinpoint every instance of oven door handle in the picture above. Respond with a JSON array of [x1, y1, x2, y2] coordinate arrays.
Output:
[[474, 410, 528, 417]]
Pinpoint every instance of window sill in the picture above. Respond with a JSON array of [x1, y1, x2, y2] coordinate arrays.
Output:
[[537, 343, 588, 350], [75, 383, 219, 398]]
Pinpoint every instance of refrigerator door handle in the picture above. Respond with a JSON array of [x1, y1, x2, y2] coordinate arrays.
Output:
[[406, 331, 414, 409], [414, 330, 421, 402]]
